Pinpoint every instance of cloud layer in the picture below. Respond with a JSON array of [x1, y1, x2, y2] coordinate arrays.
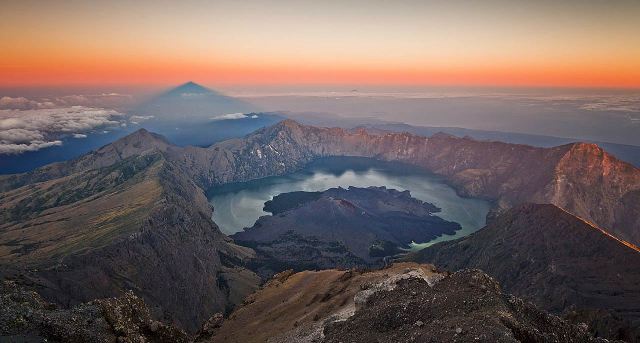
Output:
[[0, 93, 132, 111], [0, 106, 125, 154]]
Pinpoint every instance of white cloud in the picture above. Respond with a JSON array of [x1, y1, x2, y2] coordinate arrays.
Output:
[[55, 93, 132, 108], [129, 115, 154, 125], [0, 140, 62, 154], [210, 112, 248, 121], [0, 94, 133, 110], [0, 128, 45, 143], [0, 96, 56, 110], [0, 106, 125, 154]]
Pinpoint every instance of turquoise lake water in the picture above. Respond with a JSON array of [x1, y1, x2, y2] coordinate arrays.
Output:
[[208, 157, 491, 248]]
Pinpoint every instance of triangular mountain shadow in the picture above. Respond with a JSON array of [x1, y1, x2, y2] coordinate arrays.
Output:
[[131, 82, 283, 147], [134, 81, 257, 122]]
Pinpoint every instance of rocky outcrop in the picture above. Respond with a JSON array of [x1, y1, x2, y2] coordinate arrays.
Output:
[[409, 203, 640, 341], [324, 270, 605, 343], [209, 263, 607, 343], [0, 280, 188, 342]]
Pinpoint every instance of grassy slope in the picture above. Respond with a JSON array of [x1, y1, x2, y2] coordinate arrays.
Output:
[[0, 154, 164, 265]]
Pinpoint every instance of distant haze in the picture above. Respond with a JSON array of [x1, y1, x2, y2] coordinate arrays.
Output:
[[233, 87, 640, 146]]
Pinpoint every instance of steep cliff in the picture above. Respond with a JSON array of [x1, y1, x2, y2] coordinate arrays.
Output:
[[177, 120, 640, 246]]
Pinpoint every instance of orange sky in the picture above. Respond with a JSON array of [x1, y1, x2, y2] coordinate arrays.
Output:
[[2, 0, 640, 88]]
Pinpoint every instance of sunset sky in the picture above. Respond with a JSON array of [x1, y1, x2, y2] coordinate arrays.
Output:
[[2, 0, 640, 88]]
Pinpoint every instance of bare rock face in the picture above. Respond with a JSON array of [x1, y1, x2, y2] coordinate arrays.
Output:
[[410, 203, 640, 341], [194, 313, 224, 342], [323, 270, 605, 343]]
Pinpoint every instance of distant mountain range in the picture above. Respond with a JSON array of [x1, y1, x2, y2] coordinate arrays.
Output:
[[1, 120, 639, 340], [2, 82, 639, 176]]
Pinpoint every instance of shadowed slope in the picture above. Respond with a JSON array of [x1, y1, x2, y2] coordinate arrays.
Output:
[[410, 203, 640, 341]]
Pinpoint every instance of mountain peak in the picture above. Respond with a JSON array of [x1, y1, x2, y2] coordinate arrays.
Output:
[[126, 128, 166, 142], [99, 128, 171, 157], [279, 119, 303, 128], [170, 81, 211, 94]]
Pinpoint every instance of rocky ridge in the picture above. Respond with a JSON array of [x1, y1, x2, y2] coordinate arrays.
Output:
[[172, 120, 640, 246], [410, 203, 640, 341], [209, 263, 609, 343]]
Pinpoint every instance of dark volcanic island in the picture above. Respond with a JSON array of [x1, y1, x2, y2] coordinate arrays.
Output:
[[231, 186, 460, 277]]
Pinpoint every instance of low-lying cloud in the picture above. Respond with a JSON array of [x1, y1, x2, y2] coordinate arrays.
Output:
[[0, 93, 132, 111], [0, 106, 125, 154], [210, 113, 258, 121], [0, 96, 56, 110], [579, 96, 640, 113], [129, 115, 154, 124]]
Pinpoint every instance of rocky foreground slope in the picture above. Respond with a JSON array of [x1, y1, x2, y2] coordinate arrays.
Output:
[[0, 280, 188, 342], [410, 203, 640, 341], [208, 263, 607, 343], [2, 263, 608, 342]]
